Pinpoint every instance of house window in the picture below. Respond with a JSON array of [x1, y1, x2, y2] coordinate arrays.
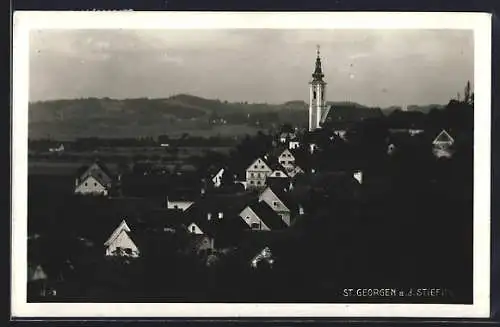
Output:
[[313, 91, 317, 99], [218, 212, 223, 219], [273, 201, 278, 207], [250, 181, 254, 184], [261, 165, 264, 169], [251, 223, 260, 230], [276, 172, 281, 176], [191, 225, 196, 233], [174, 205, 178, 209], [84, 182, 88, 186], [94, 182, 97, 187], [257, 181, 261, 185], [246, 216, 250, 220], [251, 173, 254, 177], [254, 165, 257, 169]]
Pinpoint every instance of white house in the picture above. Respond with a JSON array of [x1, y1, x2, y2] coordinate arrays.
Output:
[[78, 162, 113, 187], [289, 140, 300, 150], [278, 149, 296, 171], [187, 222, 204, 235], [104, 219, 140, 258], [250, 246, 274, 269], [309, 143, 319, 154], [334, 130, 347, 139], [433, 130, 455, 148], [269, 169, 288, 178], [166, 197, 194, 211], [287, 165, 305, 178], [246, 157, 273, 189], [74, 174, 109, 196], [211, 168, 225, 188], [239, 206, 271, 231], [49, 144, 64, 152], [353, 171, 363, 184], [432, 130, 455, 158]]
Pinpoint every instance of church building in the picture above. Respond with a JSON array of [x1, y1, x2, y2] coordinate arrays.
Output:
[[309, 46, 331, 131]]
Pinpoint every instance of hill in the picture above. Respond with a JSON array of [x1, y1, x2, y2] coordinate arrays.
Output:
[[27, 95, 388, 139]]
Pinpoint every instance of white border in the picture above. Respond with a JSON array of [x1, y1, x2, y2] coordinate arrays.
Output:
[[12, 11, 491, 318]]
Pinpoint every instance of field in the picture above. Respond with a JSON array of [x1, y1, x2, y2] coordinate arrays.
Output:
[[28, 145, 234, 176], [29, 121, 266, 141]]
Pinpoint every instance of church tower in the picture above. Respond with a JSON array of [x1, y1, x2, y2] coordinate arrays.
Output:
[[309, 45, 328, 131]]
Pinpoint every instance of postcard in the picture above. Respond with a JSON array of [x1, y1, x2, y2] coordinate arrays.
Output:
[[12, 11, 491, 318]]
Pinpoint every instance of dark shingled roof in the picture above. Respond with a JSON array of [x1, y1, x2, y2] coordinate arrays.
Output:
[[250, 201, 287, 230], [265, 184, 300, 214]]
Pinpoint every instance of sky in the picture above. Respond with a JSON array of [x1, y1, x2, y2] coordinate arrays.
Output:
[[29, 29, 474, 107]]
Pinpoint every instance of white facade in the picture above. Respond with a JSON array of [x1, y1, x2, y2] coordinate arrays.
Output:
[[269, 170, 288, 178], [239, 206, 270, 231], [278, 149, 296, 171], [187, 222, 204, 235], [166, 198, 194, 211], [289, 141, 300, 150], [246, 158, 272, 189], [104, 220, 140, 258], [105, 230, 140, 257], [74, 175, 108, 196], [353, 171, 363, 184], [211, 168, 225, 188]]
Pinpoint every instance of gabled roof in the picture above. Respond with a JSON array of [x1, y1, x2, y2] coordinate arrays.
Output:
[[433, 130, 454, 145], [263, 185, 299, 213], [77, 173, 109, 191], [184, 193, 255, 236], [250, 201, 287, 230], [246, 157, 272, 172], [104, 219, 132, 246]]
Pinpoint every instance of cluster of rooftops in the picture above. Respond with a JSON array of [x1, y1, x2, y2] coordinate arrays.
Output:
[[31, 126, 457, 281]]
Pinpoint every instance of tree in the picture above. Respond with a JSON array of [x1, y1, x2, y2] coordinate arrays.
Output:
[[464, 80, 472, 105]]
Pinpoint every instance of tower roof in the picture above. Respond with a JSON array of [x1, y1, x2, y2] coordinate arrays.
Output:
[[312, 45, 325, 82]]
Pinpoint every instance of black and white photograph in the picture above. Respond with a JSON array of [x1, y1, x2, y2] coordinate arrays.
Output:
[[11, 12, 491, 318]]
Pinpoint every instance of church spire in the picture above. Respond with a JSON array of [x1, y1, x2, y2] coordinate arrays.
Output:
[[312, 45, 324, 82]]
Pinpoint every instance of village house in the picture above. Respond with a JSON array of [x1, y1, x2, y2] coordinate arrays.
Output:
[[251, 246, 275, 269], [211, 168, 225, 188], [104, 219, 140, 258], [432, 129, 455, 158], [258, 185, 299, 226], [278, 149, 296, 172], [246, 157, 273, 189], [166, 197, 195, 211], [74, 161, 114, 196], [239, 200, 287, 231], [49, 143, 65, 153], [289, 140, 300, 150]]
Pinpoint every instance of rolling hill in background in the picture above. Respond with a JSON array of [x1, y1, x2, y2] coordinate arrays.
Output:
[[28, 94, 444, 140]]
